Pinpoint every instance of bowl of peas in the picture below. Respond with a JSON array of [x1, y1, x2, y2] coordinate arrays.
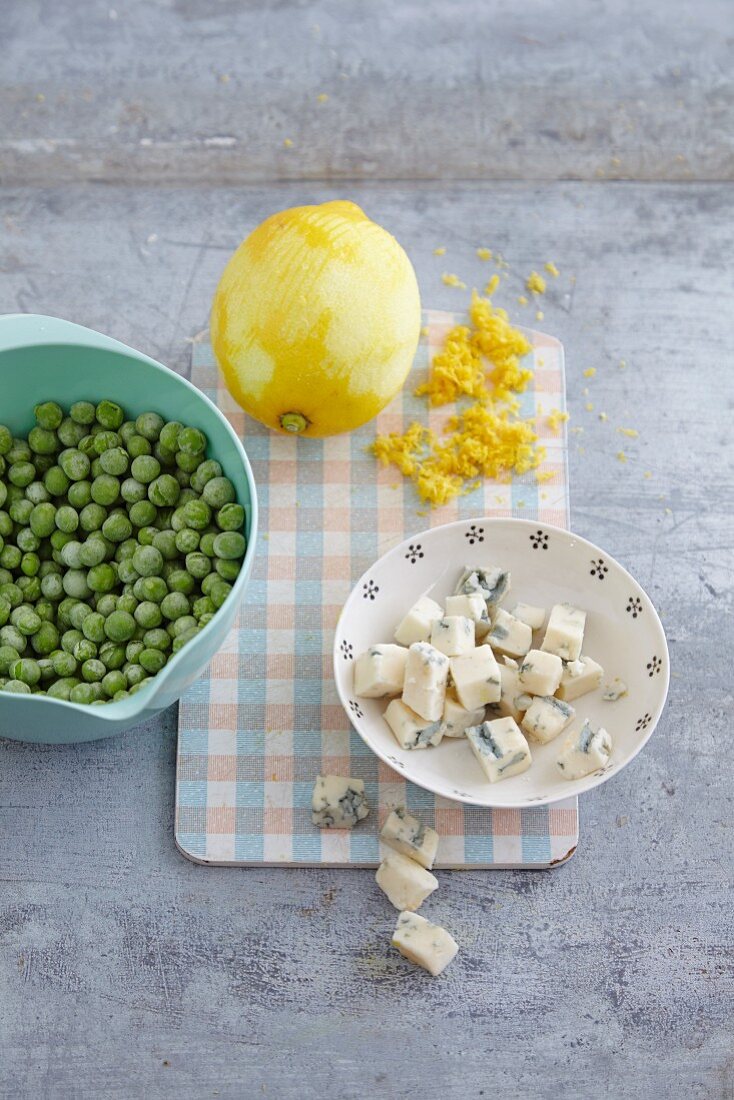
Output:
[[0, 314, 258, 743]]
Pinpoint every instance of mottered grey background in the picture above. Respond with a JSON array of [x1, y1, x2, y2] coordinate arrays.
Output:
[[0, 2, 733, 1098]]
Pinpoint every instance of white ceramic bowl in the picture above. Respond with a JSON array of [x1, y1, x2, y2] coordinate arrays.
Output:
[[333, 518, 669, 808]]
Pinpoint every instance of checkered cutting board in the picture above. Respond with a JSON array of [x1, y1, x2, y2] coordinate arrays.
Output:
[[175, 310, 578, 868]]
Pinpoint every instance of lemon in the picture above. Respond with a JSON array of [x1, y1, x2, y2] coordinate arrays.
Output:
[[210, 200, 421, 437]]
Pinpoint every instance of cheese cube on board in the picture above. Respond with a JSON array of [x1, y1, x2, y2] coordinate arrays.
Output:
[[488, 660, 530, 722], [556, 720, 613, 779], [512, 602, 546, 630], [353, 644, 408, 698], [384, 699, 444, 750], [445, 593, 491, 639], [466, 717, 532, 783], [450, 645, 501, 710], [391, 911, 459, 977], [602, 677, 628, 701], [541, 603, 586, 662], [521, 695, 575, 744], [430, 615, 475, 657], [376, 850, 438, 911], [518, 649, 563, 696], [394, 595, 443, 646], [311, 775, 370, 828], [556, 654, 604, 701], [455, 565, 510, 608], [439, 691, 486, 739], [402, 642, 450, 721], [380, 807, 440, 869], [487, 608, 532, 658]]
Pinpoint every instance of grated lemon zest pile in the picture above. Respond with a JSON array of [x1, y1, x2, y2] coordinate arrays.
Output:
[[526, 271, 546, 295], [617, 426, 639, 438], [484, 274, 500, 297], [583, 367, 596, 378], [442, 272, 466, 288], [545, 261, 560, 277], [547, 408, 569, 434], [476, 248, 493, 260]]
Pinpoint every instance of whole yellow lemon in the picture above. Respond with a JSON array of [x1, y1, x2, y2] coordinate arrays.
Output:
[[211, 200, 421, 437]]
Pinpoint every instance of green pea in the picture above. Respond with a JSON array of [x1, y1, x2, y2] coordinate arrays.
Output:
[[124, 663, 147, 687], [21, 552, 40, 578], [197, 531, 216, 557], [216, 503, 245, 532], [166, 569, 195, 595], [55, 505, 79, 533], [34, 401, 64, 430], [125, 640, 145, 663], [121, 477, 147, 504], [0, 595, 10, 627], [143, 628, 171, 652], [135, 412, 164, 441], [130, 455, 160, 485], [11, 605, 41, 636], [102, 669, 127, 697], [139, 647, 167, 675], [134, 601, 162, 629], [102, 511, 133, 543], [10, 657, 42, 685], [172, 626, 200, 653], [79, 503, 107, 533], [0, 624, 26, 653], [152, 530, 177, 561], [210, 581, 232, 609], [174, 528, 199, 554], [127, 434, 152, 458], [52, 650, 77, 677], [190, 459, 222, 494], [148, 474, 180, 508], [132, 545, 163, 577], [0, 426, 12, 455], [17, 576, 42, 603], [2, 679, 31, 694], [59, 449, 90, 482], [29, 502, 56, 538], [70, 401, 96, 426], [9, 461, 36, 488], [215, 558, 241, 582], [93, 430, 120, 456], [185, 551, 211, 579], [28, 426, 58, 455], [0, 545, 22, 571], [212, 531, 245, 560], [159, 421, 182, 452], [104, 610, 136, 643], [193, 595, 215, 621], [90, 474, 120, 506], [134, 576, 167, 604], [202, 476, 236, 508], [62, 569, 91, 599], [160, 591, 190, 621], [73, 638, 97, 663], [168, 615, 197, 639], [117, 559, 139, 585], [99, 446, 129, 476], [69, 682, 99, 704], [57, 418, 87, 448], [119, 420, 137, 444], [0, 645, 21, 674], [129, 500, 157, 528], [96, 401, 124, 430], [30, 621, 59, 655], [47, 677, 79, 700], [80, 611, 105, 643], [87, 564, 116, 594], [115, 593, 137, 616], [67, 480, 92, 508], [175, 451, 201, 474], [99, 641, 126, 670], [80, 657, 105, 683]]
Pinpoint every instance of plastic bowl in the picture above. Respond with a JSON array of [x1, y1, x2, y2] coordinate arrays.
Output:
[[0, 314, 258, 744]]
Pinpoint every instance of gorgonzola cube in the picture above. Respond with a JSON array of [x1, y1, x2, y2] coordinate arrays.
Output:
[[391, 911, 459, 976], [556, 720, 612, 779], [540, 603, 586, 662], [375, 850, 438, 911], [521, 695, 575, 744], [394, 595, 443, 647], [353, 644, 408, 698], [449, 645, 501, 710], [402, 642, 450, 721], [455, 565, 510, 608], [311, 775, 370, 828], [555, 654, 604, 701], [445, 593, 491, 639], [487, 607, 532, 658], [439, 691, 486, 738], [487, 660, 530, 722], [602, 677, 628, 702], [465, 717, 532, 783], [384, 699, 444, 750], [380, 807, 440, 869], [512, 602, 546, 630], [518, 648, 563, 696], [430, 615, 475, 657]]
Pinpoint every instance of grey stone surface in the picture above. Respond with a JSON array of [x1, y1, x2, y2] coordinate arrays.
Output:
[[1, 181, 732, 1098], [2, 0, 733, 185]]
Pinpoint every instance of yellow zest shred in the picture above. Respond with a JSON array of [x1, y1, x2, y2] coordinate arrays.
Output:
[[599, 412, 608, 421], [283, 138, 294, 148], [547, 408, 569, 434], [484, 274, 500, 297], [535, 310, 544, 321], [585, 402, 594, 412], [317, 93, 329, 103], [583, 367, 596, 378], [644, 471, 653, 479], [545, 261, 559, 277], [535, 470, 555, 484], [617, 426, 639, 438], [442, 272, 466, 288], [616, 450, 628, 463], [420, 325, 429, 338], [477, 248, 492, 260], [526, 271, 546, 295], [619, 359, 627, 369], [433, 246, 446, 256], [517, 296, 528, 306]]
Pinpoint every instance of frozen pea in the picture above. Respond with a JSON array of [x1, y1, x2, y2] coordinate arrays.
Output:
[[2, 679, 32, 694], [193, 595, 215, 621], [154, 442, 177, 468], [0, 426, 13, 455], [52, 650, 77, 677], [134, 576, 167, 604], [132, 545, 163, 577], [127, 434, 152, 458], [117, 559, 139, 585], [125, 663, 147, 687], [215, 558, 241, 582], [166, 569, 195, 595], [62, 569, 91, 599], [9, 461, 36, 488], [175, 450, 201, 474], [102, 511, 133, 543], [185, 552, 211, 580], [99, 446, 129, 476], [129, 500, 157, 528], [73, 639, 97, 664], [135, 412, 164, 441], [81, 658, 106, 683], [102, 670, 127, 698], [40, 571, 64, 602], [121, 477, 147, 504], [0, 624, 26, 653], [152, 530, 177, 561], [91, 474, 120, 506], [143, 628, 171, 653], [95, 594, 118, 618], [79, 503, 107, 532], [57, 418, 86, 448], [21, 552, 40, 577], [11, 605, 42, 636], [67, 480, 92, 508], [30, 622, 59, 655], [34, 401, 64, 430], [125, 640, 145, 663], [159, 422, 182, 452], [28, 427, 58, 455], [137, 526, 157, 546], [0, 546, 22, 571], [15, 526, 39, 552], [81, 612, 106, 643], [216, 503, 245, 532], [212, 531, 246, 560], [168, 615, 197, 639], [160, 591, 190, 621], [210, 581, 232, 609], [177, 426, 207, 456], [115, 539, 138, 562], [29, 502, 56, 538], [148, 474, 180, 508], [99, 641, 126, 670], [70, 682, 98, 704], [182, 499, 211, 531], [134, 601, 162, 629], [96, 401, 124, 430], [139, 647, 166, 675], [47, 677, 78, 700], [87, 564, 116, 594], [10, 657, 42, 685], [0, 595, 10, 626], [55, 505, 79, 533], [175, 528, 199, 554], [61, 628, 84, 654], [0, 645, 21, 673], [59, 449, 90, 482], [131, 455, 161, 485], [78, 540, 107, 569], [93, 431, 120, 456], [172, 626, 200, 653], [70, 401, 96, 426], [190, 459, 222, 494], [104, 610, 136, 642], [17, 576, 42, 603]]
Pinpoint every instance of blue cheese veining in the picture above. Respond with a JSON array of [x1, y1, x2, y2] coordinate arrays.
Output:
[[391, 911, 459, 976], [380, 807, 440, 869], [402, 641, 450, 721], [311, 775, 370, 828], [556, 719, 612, 779], [465, 716, 532, 783]]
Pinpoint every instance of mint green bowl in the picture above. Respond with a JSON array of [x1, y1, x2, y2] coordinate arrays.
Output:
[[0, 314, 258, 744]]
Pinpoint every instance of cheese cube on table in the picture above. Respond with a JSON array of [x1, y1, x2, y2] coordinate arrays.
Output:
[[518, 649, 563, 696], [521, 695, 575, 744], [602, 677, 628, 702], [311, 775, 370, 828], [488, 660, 530, 722], [391, 911, 459, 977], [466, 717, 532, 783], [541, 603, 586, 662], [430, 615, 475, 657], [556, 654, 604, 701], [384, 699, 444, 750], [445, 593, 491, 639], [402, 642, 449, 721], [450, 645, 501, 710], [394, 595, 443, 646], [556, 720, 613, 779], [487, 608, 532, 658], [439, 691, 486, 738], [353, 644, 408, 698], [376, 850, 439, 911], [512, 603, 546, 630], [455, 565, 510, 609], [380, 807, 440, 869]]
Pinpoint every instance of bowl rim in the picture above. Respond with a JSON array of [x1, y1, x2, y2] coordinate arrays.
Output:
[[0, 313, 258, 722], [332, 515, 670, 807]]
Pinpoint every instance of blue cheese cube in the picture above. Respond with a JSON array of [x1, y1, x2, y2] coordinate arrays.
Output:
[[402, 642, 450, 721], [512, 602, 546, 630], [455, 565, 510, 608], [311, 775, 370, 828], [391, 911, 459, 976], [556, 720, 612, 779], [376, 850, 438, 911], [602, 677, 628, 702], [439, 690, 486, 738], [380, 807, 440, 869], [384, 699, 444, 750], [487, 607, 532, 658], [445, 593, 491, 639], [488, 659, 530, 722], [556, 654, 604, 701], [466, 717, 532, 782], [518, 648, 563, 696], [430, 615, 475, 657], [353, 644, 408, 698], [540, 603, 586, 662], [449, 644, 501, 710], [521, 695, 575, 744], [394, 595, 443, 646]]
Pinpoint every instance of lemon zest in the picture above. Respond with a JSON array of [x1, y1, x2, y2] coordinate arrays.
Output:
[[545, 261, 559, 277], [526, 271, 546, 295], [477, 248, 493, 260]]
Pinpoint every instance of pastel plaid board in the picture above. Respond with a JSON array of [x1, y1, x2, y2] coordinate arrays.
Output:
[[176, 310, 578, 868]]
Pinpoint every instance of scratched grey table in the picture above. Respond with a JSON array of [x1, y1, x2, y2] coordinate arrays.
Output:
[[1, 3, 733, 1099]]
